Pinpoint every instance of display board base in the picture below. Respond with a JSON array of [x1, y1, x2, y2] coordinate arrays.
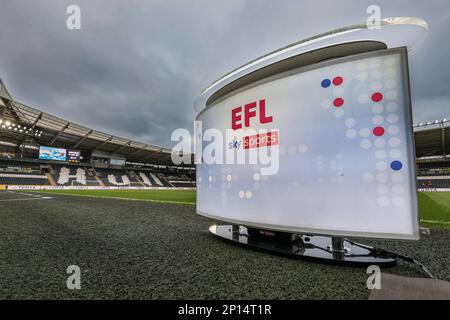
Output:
[[209, 225, 397, 268]]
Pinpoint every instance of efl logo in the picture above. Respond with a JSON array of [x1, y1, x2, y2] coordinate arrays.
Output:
[[231, 99, 273, 130]]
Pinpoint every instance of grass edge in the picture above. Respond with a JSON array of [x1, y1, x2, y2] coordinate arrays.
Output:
[[30, 190, 196, 205]]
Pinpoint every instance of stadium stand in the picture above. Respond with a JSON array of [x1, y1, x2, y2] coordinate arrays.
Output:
[[94, 168, 137, 187], [415, 120, 450, 190], [0, 158, 195, 188], [164, 173, 196, 187], [0, 159, 50, 185], [0, 161, 50, 185], [0, 79, 194, 189], [50, 163, 101, 186], [417, 160, 450, 190]]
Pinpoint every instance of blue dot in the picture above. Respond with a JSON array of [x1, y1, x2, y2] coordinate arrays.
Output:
[[390, 161, 403, 171], [321, 79, 331, 88]]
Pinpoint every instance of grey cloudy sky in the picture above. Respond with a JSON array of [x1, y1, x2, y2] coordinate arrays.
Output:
[[0, 0, 449, 147]]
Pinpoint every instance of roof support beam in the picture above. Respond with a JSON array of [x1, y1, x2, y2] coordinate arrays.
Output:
[[72, 130, 93, 149], [146, 150, 171, 164], [143, 148, 165, 161], [112, 141, 132, 154], [30, 112, 43, 130], [0, 79, 13, 100], [3, 100, 25, 124], [128, 145, 149, 157], [49, 121, 70, 145], [15, 112, 43, 147], [442, 125, 446, 157], [94, 136, 114, 151]]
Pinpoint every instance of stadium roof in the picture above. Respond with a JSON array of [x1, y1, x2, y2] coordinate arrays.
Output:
[[0, 79, 192, 166]]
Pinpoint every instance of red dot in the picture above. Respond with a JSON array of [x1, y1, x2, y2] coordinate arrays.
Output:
[[372, 92, 383, 102], [333, 98, 344, 107], [333, 76, 343, 86], [373, 126, 385, 136]]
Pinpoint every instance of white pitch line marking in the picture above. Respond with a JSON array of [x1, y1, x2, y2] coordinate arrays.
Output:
[[420, 219, 450, 225], [4, 191, 47, 197], [14, 192, 37, 196], [0, 197, 53, 202]]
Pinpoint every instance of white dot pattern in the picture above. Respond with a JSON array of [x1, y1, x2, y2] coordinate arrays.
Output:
[[318, 55, 406, 208]]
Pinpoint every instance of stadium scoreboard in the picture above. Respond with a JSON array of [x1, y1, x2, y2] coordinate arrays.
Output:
[[67, 150, 81, 163], [39, 146, 81, 163]]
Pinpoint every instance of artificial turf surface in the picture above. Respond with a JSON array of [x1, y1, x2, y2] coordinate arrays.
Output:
[[36, 189, 450, 228], [0, 190, 449, 299]]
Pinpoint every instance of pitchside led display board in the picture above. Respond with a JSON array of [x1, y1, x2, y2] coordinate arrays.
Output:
[[196, 47, 419, 240], [39, 146, 67, 161]]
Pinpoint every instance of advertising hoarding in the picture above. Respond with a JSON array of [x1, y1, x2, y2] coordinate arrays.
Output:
[[196, 48, 419, 240], [110, 159, 126, 166]]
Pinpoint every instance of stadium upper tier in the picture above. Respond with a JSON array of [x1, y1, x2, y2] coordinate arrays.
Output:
[[0, 79, 193, 166]]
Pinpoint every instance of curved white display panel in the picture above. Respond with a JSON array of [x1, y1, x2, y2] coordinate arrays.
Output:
[[195, 17, 427, 112], [196, 47, 419, 240]]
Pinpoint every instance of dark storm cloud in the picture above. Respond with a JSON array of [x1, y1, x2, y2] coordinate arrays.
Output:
[[0, 0, 449, 146]]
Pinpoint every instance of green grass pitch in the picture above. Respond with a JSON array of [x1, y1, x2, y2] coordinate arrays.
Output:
[[37, 189, 196, 205], [35, 189, 449, 228], [418, 192, 450, 228]]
